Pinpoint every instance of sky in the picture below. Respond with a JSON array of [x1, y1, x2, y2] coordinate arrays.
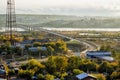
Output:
[[0, 0, 120, 16]]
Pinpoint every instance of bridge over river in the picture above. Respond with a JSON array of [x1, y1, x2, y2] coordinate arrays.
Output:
[[1, 24, 98, 56]]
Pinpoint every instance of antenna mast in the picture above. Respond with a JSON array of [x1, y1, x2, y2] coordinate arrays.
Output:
[[6, 0, 16, 45]]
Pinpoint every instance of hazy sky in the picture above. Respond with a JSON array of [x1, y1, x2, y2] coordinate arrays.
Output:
[[0, 0, 120, 16]]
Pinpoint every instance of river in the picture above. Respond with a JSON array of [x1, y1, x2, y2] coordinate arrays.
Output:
[[1, 27, 120, 32], [43, 27, 120, 31]]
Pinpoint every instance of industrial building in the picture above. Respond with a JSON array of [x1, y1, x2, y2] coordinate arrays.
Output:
[[86, 51, 114, 62]]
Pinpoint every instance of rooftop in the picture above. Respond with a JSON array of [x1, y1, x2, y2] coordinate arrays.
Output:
[[76, 73, 96, 80], [0, 69, 6, 74], [96, 56, 114, 62]]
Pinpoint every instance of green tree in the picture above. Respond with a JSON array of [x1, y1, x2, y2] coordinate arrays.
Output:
[[45, 74, 54, 80], [45, 56, 56, 74], [21, 59, 45, 74], [61, 72, 68, 80], [111, 71, 120, 79], [47, 46, 54, 56], [27, 59, 45, 70], [100, 45, 111, 51], [37, 74, 44, 80], [54, 56, 68, 72], [85, 62, 98, 72], [79, 59, 96, 72], [33, 42, 41, 47], [45, 56, 68, 73], [68, 56, 81, 70], [55, 40, 67, 53], [25, 44, 32, 51], [18, 69, 35, 79], [98, 61, 114, 74], [93, 74, 106, 80], [5, 41, 11, 47], [73, 69, 83, 75]]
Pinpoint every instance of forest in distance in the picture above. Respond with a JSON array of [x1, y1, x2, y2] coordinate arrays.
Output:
[[1, 14, 120, 28]]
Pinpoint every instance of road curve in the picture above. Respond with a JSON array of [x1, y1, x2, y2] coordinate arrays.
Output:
[[19, 25, 98, 56]]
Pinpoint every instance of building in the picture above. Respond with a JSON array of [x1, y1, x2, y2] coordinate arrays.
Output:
[[76, 73, 97, 80], [86, 51, 114, 62], [0, 69, 6, 79], [28, 47, 47, 52], [33, 39, 50, 43]]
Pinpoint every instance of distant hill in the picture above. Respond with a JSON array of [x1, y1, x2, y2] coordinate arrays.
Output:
[[0, 14, 120, 28]]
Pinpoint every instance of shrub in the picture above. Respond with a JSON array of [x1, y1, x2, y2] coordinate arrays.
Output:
[[8, 70, 15, 76], [73, 69, 84, 75], [93, 74, 106, 80], [111, 71, 120, 79], [18, 69, 35, 79], [37, 74, 44, 80], [45, 74, 54, 80]]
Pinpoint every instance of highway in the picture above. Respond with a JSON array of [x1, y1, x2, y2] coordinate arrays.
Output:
[[32, 27, 98, 54], [0, 25, 99, 68], [2, 25, 98, 57], [19, 25, 98, 51]]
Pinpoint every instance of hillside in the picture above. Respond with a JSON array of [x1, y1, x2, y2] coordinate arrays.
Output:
[[0, 14, 120, 28]]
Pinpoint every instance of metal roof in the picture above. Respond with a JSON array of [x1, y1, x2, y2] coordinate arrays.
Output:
[[28, 47, 47, 52], [0, 69, 6, 74], [86, 51, 111, 56], [0, 78, 6, 80], [76, 73, 96, 80], [97, 56, 114, 62]]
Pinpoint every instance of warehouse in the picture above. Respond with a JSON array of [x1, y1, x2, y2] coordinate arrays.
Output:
[[86, 51, 114, 62]]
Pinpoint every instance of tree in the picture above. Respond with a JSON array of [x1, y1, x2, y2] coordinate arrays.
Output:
[[8, 70, 15, 76], [33, 42, 41, 47], [98, 61, 114, 74], [25, 44, 32, 56], [93, 74, 106, 80], [79, 59, 95, 72], [18, 69, 35, 79], [27, 59, 45, 71], [100, 45, 111, 51], [73, 69, 83, 75], [45, 56, 68, 73], [60, 72, 68, 80], [85, 62, 98, 72], [14, 46, 23, 56], [37, 74, 44, 80], [68, 56, 81, 70], [25, 44, 32, 51], [45, 56, 56, 74], [5, 41, 11, 47], [47, 46, 54, 56], [45, 74, 54, 80], [20, 59, 45, 74], [3, 62, 9, 79], [54, 56, 68, 72], [55, 40, 67, 53], [111, 71, 120, 79]]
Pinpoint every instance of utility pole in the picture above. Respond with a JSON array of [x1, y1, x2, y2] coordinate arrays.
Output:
[[6, 0, 16, 46]]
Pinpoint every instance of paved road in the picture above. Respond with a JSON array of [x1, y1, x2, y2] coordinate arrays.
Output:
[[6, 25, 98, 61], [26, 26, 98, 57], [19, 25, 98, 51]]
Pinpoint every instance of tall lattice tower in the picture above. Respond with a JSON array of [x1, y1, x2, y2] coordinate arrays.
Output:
[[6, 0, 16, 45]]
